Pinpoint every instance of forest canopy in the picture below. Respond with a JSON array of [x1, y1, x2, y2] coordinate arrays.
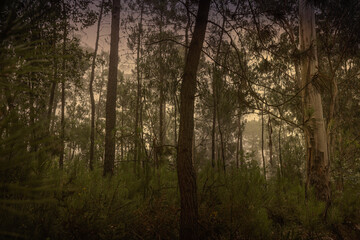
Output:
[[0, 0, 359, 239]]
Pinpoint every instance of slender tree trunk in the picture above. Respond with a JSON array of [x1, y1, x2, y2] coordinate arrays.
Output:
[[59, 1, 67, 169], [268, 115, 273, 175], [211, 85, 217, 168], [134, 4, 144, 174], [278, 123, 283, 177], [89, 0, 104, 171], [299, 0, 330, 203], [104, 0, 120, 176], [140, 75, 145, 156], [47, 2, 58, 132], [235, 116, 240, 168], [120, 109, 124, 161], [96, 66, 105, 132], [261, 104, 266, 180], [240, 123, 244, 167], [157, 11, 166, 168], [177, 1, 210, 239], [48, 31, 57, 131], [48, 78, 57, 130], [211, 17, 225, 169], [236, 112, 244, 169], [218, 121, 226, 173], [236, 114, 240, 169], [327, 54, 338, 180], [174, 94, 178, 145], [51, 90, 58, 132]]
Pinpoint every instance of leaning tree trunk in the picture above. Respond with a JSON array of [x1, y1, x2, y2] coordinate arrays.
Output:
[[176, 0, 210, 239], [89, 0, 104, 171], [104, 0, 120, 176], [299, 0, 330, 202]]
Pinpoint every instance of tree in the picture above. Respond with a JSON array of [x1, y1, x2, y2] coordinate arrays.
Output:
[[104, 0, 121, 176], [59, 0, 68, 169], [176, 0, 211, 239], [299, 0, 330, 203], [89, 0, 105, 171], [133, 1, 144, 174]]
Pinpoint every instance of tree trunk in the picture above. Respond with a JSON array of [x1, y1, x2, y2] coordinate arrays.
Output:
[[134, 3, 144, 175], [240, 123, 244, 167], [267, 115, 274, 174], [177, 0, 210, 239], [236, 112, 244, 169], [278, 122, 283, 177], [104, 0, 120, 176], [218, 121, 226, 173], [47, 2, 58, 133], [211, 84, 217, 168], [327, 53, 338, 181], [89, 0, 104, 171], [261, 103, 266, 180], [211, 17, 225, 169], [299, 0, 330, 202], [59, 1, 67, 169], [174, 94, 178, 146], [158, 12, 166, 167], [96, 65, 105, 134], [50, 88, 58, 133], [48, 26, 57, 132], [236, 114, 240, 169]]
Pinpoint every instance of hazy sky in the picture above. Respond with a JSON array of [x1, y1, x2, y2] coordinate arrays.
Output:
[[78, 9, 135, 74]]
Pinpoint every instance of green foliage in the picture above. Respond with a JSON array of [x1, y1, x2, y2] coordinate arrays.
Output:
[[1, 140, 360, 239], [1, 0, 360, 239]]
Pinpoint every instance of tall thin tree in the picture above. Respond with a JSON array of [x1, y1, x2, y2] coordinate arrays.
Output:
[[59, 0, 67, 169], [211, 17, 225, 169], [299, 0, 330, 202], [176, 0, 211, 239], [134, 2, 144, 173], [89, 0, 104, 171], [104, 0, 121, 176]]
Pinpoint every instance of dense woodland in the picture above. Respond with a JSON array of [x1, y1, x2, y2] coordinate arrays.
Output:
[[1, 0, 360, 239]]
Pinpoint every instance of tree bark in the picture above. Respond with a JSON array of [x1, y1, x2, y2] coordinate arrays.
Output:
[[211, 17, 225, 169], [278, 122, 283, 177], [240, 122, 244, 167], [218, 118, 226, 173], [236, 112, 244, 169], [261, 104, 266, 180], [158, 12, 166, 167], [89, 0, 104, 171], [326, 53, 338, 182], [134, 3, 144, 174], [267, 115, 273, 174], [48, 19, 58, 132], [211, 82, 217, 168], [299, 0, 330, 202], [176, 0, 210, 239], [236, 113, 240, 169], [59, 0, 67, 169], [104, 0, 120, 176]]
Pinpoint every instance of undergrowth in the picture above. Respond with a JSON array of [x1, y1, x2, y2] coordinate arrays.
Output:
[[0, 156, 359, 239]]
